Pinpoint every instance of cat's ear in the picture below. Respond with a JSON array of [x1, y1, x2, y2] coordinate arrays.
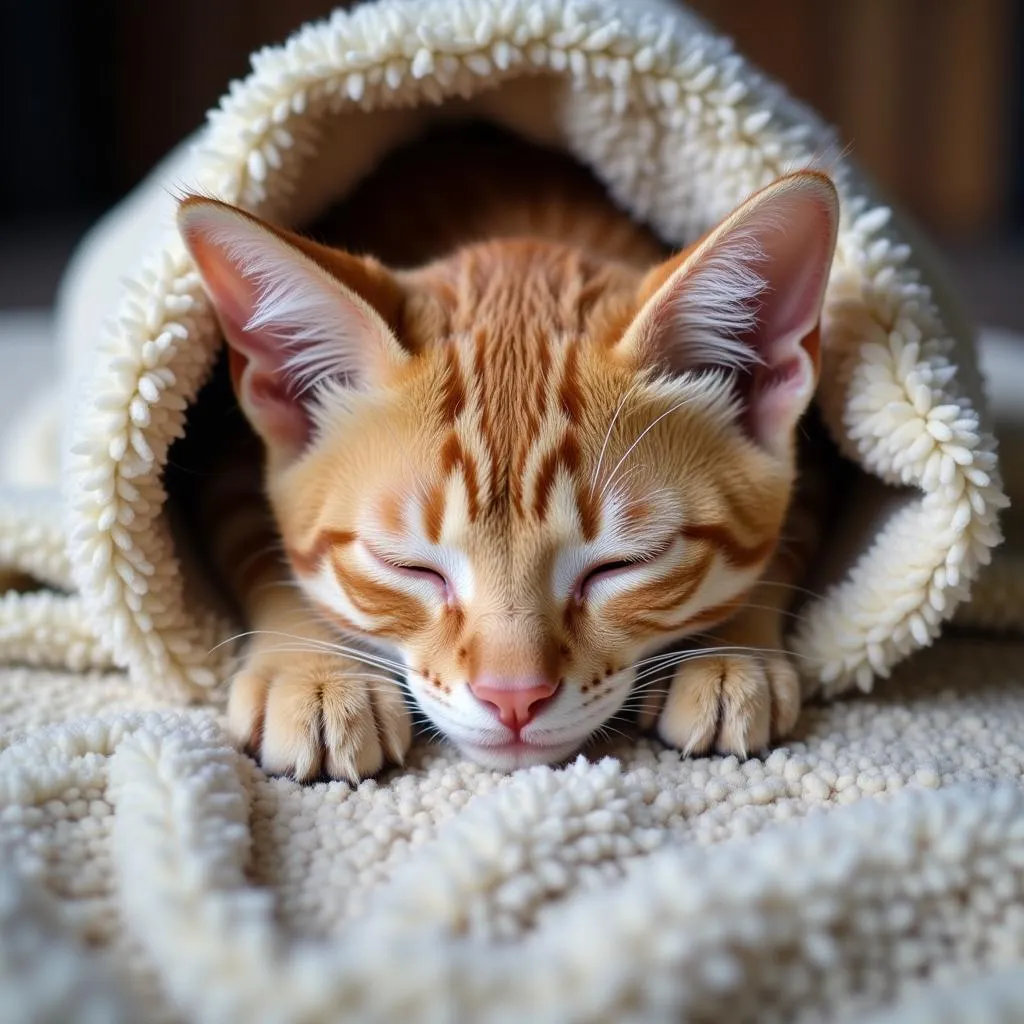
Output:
[[177, 196, 407, 459], [616, 172, 839, 457]]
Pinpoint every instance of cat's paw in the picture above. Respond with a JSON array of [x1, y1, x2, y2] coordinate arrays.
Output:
[[227, 649, 412, 783], [654, 652, 801, 758]]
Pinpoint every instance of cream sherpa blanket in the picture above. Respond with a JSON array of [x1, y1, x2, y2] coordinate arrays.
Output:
[[2, 0, 1024, 1019]]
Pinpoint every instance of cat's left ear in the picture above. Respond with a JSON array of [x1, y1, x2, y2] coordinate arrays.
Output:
[[177, 197, 408, 461], [616, 172, 839, 457]]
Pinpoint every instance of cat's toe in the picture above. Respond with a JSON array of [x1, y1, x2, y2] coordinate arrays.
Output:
[[656, 653, 799, 758], [227, 667, 270, 757], [227, 653, 411, 784], [321, 672, 412, 782], [766, 653, 801, 739], [259, 662, 334, 780]]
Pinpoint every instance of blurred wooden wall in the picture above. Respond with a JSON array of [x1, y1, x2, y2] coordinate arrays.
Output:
[[690, 0, 1017, 236], [111, 0, 1019, 237], [3, 0, 1019, 239]]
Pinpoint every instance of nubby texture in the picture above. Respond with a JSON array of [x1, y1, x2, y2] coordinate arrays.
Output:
[[0, 0, 1018, 1020]]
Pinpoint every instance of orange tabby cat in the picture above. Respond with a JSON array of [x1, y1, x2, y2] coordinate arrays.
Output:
[[177, 127, 838, 782]]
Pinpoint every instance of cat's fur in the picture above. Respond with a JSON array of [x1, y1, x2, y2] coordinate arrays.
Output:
[[177, 127, 839, 781]]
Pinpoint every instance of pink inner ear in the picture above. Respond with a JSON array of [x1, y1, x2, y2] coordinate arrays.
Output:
[[746, 348, 815, 450], [741, 210, 832, 452], [196, 249, 314, 455], [178, 198, 382, 461], [650, 175, 838, 456], [243, 363, 311, 452]]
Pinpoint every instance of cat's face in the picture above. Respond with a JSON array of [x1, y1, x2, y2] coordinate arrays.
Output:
[[179, 172, 838, 769]]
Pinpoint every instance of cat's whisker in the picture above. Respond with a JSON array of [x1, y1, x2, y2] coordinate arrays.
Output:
[[599, 394, 698, 500], [415, 726, 448, 747], [747, 579, 826, 602], [317, 643, 407, 672], [589, 377, 644, 493], [630, 639, 814, 671], [592, 720, 633, 744], [210, 629, 409, 676], [620, 644, 756, 675], [625, 673, 678, 691], [256, 631, 406, 668], [249, 642, 402, 676], [625, 683, 677, 701], [209, 630, 268, 655], [687, 632, 814, 662], [618, 699, 670, 713], [626, 644, 809, 685], [591, 462, 647, 512], [630, 647, 767, 675], [584, 642, 795, 696], [227, 650, 409, 694], [711, 601, 811, 624]]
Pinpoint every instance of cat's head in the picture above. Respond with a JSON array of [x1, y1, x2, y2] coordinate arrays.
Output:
[[179, 172, 838, 770]]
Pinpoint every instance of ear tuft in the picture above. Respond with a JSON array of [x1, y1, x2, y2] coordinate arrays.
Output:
[[619, 172, 839, 457], [177, 197, 405, 460], [650, 220, 770, 375]]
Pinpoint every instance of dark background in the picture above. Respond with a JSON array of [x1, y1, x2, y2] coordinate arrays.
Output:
[[1, 0, 1022, 328]]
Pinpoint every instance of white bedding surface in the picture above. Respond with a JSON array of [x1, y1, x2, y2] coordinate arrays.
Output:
[[0, 311, 1023, 1022]]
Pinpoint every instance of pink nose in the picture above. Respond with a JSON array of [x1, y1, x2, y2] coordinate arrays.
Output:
[[469, 679, 560, 731]]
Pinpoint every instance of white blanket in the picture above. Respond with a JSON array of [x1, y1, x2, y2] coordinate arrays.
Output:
[[1, 0, 1023, 1019], [3, 605, 1024, 1021]]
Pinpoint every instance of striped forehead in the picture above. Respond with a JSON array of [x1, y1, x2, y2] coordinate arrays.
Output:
[[427, 330, 604, 536]]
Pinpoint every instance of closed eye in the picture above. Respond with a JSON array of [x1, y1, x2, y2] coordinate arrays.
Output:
[[581, 559, 643, 588], [576, 553, 660, 601], [572, 530, 681, 601], [366, 547, 450, 597]]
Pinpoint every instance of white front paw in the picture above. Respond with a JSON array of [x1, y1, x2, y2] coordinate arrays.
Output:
[[228, 649, 412, 783], [655, 652, 801, 758]]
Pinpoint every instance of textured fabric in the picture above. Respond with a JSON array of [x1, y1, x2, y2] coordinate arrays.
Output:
[[4, 640, 1024, 1022], [1, 0, 1023, 1019]]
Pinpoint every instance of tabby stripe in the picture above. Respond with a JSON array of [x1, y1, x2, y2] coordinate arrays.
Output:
[[312, 599, 386, 638], [378, 491, 406, 536], [678, 593, 750, 631], [558, 338, 583, 425], [423, 482, 446, 544], [681, 524, 776, 569], [523, 401, 541, 467], [471, 326, 497, 484], [439, 343, 466, 423], [289, 529, 357, 576], [440, 434, 481, 522], [715, 481, 783, 543], [511, 443, 529, 516], [575, 482, 600, 542], [332, 552, 428, 634], [533, 432, 581, 522], [620, 549, 714, 616], [629, 593, 748, 636]]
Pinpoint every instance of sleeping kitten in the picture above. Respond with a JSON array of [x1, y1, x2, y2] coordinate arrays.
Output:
[[177, 128, 838, 782]]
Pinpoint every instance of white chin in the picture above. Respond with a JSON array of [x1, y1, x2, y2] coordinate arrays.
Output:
[[457, 737, 583, 771]]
